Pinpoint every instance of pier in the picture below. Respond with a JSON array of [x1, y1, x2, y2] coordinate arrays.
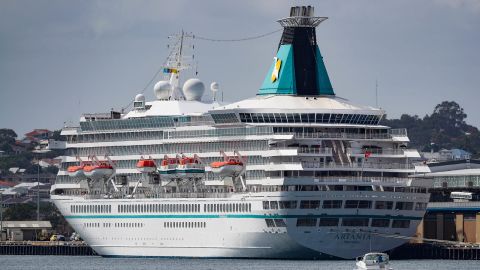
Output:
[[0, 241, 95, 256], [390, 243, 480, 260]]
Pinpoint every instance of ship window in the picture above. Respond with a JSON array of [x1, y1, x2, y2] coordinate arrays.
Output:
[[279, 201, 297, 209], [270, 201, 278, 209], [263, 201, 269, 210], [392, 220, 410, 228], [265, 219, 275, 227], [371, 219, 390, 227], [375, 201, 393, 210], [415, 202, 427, 211], [277, 113, 287, 123], [274, 219, 286, 227], [296, 218, 317, 227], [319, 218, 339, 227], [395, 202, 414, 210], [323, 200, 342, 209], [293, 113, 301, 123], [345, 200, 372, 209], [286, 113, 295, 123], [300, 200, 321, 209], [342, 218, 369, 227]]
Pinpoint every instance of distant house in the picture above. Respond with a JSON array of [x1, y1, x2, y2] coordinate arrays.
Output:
[[439, 148, 471, 161], [24, 129, 52, 143], [38, 158, 61, 168], [422, 148, 472, 163]]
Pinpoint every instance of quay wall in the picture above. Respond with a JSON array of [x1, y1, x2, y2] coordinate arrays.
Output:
[[0, 241, 95, 256]]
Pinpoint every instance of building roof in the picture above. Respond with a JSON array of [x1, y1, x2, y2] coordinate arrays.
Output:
[[24, 129, 51, 137], [423, 168, 480, 177], [0, 180, 17, 188], [0, 221, 52, 229]]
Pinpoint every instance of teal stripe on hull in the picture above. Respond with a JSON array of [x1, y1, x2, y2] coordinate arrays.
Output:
[[64, 214, 422, 220]]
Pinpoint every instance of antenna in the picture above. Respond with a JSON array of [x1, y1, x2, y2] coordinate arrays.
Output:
[[375, 79, 379, 108]]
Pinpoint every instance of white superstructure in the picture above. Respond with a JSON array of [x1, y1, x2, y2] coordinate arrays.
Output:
[[51, 6, 430, 259]]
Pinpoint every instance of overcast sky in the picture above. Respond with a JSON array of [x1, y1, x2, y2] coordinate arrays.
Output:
[[1, 0, 479, 137]]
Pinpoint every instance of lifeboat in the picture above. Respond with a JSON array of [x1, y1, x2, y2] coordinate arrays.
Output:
[[177, 156, 205, 178], [210, 159, 244, 177], [67, 165, 85, 178], [158, 156, 179, 179], [84, 162, 114, 180], [136, 159, 156, 173]]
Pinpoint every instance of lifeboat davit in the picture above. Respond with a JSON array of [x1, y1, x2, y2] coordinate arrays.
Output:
[[67, 165, 85, 178], [158, 157, 179, 179], [136, 159, 156, 173], [177, 157, 205, 178], [84, 162, 114, 180], [210, 159, 244, 177]]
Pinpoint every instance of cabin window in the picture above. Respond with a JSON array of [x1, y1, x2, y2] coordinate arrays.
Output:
[[323, 200, 343, 209], [395, 202, 414, 211], [296, 218, 317, 227], [342, 218, 369, 227], [392, 220, 410, 228], [375, 201, 393, 210], [318, 218, 339, 227], [371, 219, 390, 227]]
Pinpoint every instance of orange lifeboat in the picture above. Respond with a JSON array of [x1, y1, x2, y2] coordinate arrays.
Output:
[[84, 162, 114, 180], [67, 165, 85, 177], [210, 158, 244, 177], [158, 156, 179, 179], [177, 155, 205, 177], [136, 159, 156, 173]]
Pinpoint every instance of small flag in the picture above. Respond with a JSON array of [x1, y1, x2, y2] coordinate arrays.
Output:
[[163, 68, 178, 74]]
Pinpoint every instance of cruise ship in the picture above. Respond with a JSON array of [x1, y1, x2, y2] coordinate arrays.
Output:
[[51, 6, 431, 259]]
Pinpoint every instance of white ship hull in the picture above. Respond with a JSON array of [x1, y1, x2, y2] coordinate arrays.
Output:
[[52, 189, 428, 259]]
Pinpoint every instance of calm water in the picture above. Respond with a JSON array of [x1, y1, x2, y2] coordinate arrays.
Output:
[[1, 256, 479, 270]]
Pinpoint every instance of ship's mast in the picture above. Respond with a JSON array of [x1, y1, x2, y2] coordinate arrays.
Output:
[[164, 30, 194, 98]]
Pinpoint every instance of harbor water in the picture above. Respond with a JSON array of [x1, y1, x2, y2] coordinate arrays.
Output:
[[1, 256, 479, 270]]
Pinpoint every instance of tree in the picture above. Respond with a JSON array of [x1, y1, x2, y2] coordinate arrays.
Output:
[[382, 101, 480, 157], [3, 203, 36, 220], [0, 129, 17, 142]]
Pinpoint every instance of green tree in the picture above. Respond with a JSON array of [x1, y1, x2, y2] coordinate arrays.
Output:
[[3, 203, 36, 220]]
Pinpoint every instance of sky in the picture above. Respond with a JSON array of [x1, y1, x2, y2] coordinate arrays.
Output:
[[1, 0, 479, 137]]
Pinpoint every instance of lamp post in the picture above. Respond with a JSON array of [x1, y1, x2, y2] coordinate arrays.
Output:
[[0, 191, 3, 240]]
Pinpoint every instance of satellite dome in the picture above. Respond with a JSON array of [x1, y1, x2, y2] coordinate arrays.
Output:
[[154, 81, 171, 100], [183, 78, 205, 101], [134, 93, 145, 102], [210, 82, 219, 92]]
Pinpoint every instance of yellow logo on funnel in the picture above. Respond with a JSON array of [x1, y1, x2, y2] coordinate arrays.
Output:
[[271, 57, 282, 82]]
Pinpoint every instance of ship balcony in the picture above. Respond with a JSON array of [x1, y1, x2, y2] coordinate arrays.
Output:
[[346, 148, 420, 158], [245, 176, 415, 187], [278, 128, 409, 142], [262, 161, 418, 172], [263, 147, 333, 157]]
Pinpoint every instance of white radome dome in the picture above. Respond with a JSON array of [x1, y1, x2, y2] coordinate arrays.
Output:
[[134, 93, 145, 102], [210, 82, 219, 92], [183, 78, 205, 101], [154, 80, 171, 100]]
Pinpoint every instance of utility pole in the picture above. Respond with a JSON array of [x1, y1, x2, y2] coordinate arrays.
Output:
[[0, 192, 3, 240], [37, 161, 40, 221]]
